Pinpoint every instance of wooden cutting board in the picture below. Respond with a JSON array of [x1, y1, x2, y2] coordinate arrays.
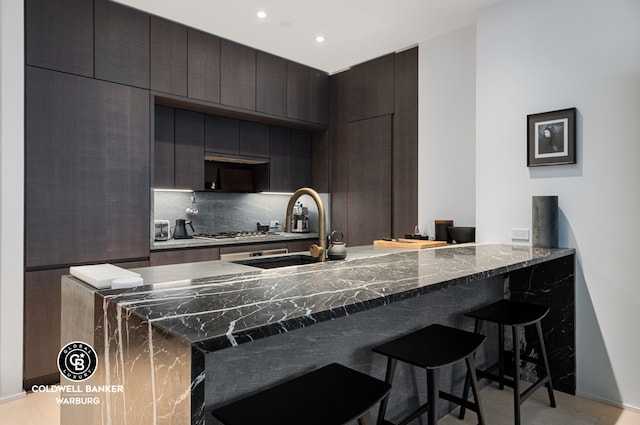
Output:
[[373, 239, 447, 249]]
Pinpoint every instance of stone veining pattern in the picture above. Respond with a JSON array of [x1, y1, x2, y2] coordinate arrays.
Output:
[[64, 244, 574, 425], [100, 245, 573, 353]]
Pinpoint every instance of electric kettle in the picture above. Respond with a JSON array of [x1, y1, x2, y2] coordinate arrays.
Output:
[[327, 230, 347, 260], [173, 219, 194, 239]]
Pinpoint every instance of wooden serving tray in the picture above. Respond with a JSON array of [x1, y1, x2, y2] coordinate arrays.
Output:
[[373, 239, 447, 249]]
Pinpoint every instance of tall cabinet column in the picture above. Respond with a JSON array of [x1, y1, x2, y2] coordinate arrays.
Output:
[[329, 48, 418, 246]]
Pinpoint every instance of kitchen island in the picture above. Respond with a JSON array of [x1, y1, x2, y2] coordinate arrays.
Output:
[[60, 244, 575, 425]]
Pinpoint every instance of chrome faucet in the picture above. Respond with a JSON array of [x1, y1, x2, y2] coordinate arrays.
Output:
[[285, 187, 326, 262]]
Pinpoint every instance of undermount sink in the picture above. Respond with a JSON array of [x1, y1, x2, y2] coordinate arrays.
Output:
[[232, 254, 320, 269]]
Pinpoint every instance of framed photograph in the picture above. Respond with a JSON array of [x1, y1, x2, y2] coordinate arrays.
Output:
[[527, 107, 576, 166]]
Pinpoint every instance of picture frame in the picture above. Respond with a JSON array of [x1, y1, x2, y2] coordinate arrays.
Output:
[[527, 107, 576, 167]]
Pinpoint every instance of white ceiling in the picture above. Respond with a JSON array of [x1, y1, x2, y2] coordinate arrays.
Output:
[[113, 0, 504, 74]]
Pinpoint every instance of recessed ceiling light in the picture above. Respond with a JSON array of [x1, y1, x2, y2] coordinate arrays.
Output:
[[257, 11, 267, 19], [315, 36, 326, 43]]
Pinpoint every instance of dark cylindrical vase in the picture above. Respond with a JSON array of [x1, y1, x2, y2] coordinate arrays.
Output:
[[532, 196, 558, 248]]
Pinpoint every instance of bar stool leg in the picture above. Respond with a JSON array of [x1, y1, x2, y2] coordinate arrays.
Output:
[[465, 354, 486, 425], [536, 321, 557, 408], [513, 326, 521, 425], [458, 369, 471, 420], [426, 368, 440, 425], [377, 357, 398, 425], [459, 318, 483, 421], [498, 323, 505, 390]]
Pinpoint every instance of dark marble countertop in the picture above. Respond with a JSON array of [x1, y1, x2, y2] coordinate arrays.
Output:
[[94, 244, 575, 353]]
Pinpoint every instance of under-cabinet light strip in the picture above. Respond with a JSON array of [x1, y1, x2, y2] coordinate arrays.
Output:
[[153, 188, 194, 193], [260, 191, 294, 196]]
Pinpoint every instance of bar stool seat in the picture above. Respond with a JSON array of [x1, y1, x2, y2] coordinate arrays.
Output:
[[372, 323, 486, 425], [459, 299, 556, 425], [211, 363, 391, 425], [464, 299, 550, 327]]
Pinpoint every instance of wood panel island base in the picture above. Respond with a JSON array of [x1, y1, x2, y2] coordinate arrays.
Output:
[[60, 244, 575, 425]]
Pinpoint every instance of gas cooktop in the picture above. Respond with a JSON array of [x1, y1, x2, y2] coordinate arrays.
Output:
[[195, 231, 277, 241]]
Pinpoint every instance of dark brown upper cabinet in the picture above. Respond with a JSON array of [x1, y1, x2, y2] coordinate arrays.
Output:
[[95, 0, 150, 88], [205, 116, 269, 160], [309, 69, 329, 126], [151, 16, 188, 97], [221, 40, 256, 111], [287, 62, 310, 122], [287, 62, 329, 126], [257, 52, 287, 117], [205, 117, 268, 160], [346, 54, 394, 122], [26, 0, 93, 77], [154, 105, 176, 188], [205, 115, 240, 157], [188, 29, 221, 103], [269, 126, 292, 192], [239, 121, 270, 159], [269, 127, 311, 192], [25, 67, 150, 268], [291, 129, 312, 190], [174, 109, 205, 190]]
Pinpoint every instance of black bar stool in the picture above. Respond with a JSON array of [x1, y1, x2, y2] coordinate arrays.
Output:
[[371, 323, 486, 425], [211, 363, 391, 425], [459, 299, 556, 425]]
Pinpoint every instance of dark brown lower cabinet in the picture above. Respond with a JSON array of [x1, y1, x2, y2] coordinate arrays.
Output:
[[219, 242, 287, 257], [346, 116, 392, 247], [150, 247, 220, 266], [23, 261, 148, 389], [150, 240, 316, 267], [286, 240, 315, 253], [23, 269, 65, 389], [220, 241, 318, 256]]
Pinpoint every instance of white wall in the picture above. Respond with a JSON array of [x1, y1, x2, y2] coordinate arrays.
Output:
[[418, 25, 477, 236], [0, 0, 26, 402], [475, 0, 640, 409]]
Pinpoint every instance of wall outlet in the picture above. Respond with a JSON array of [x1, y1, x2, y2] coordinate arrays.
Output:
[[270, 220, 280, 228], [511, 228, 530, 241]]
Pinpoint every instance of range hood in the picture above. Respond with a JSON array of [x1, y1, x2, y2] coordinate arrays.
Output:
[[204, 155, 268, 165], [217, 168, 254, 192], [204, 156, 269, 192]]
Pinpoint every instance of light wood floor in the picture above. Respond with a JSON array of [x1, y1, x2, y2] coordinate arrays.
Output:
[[1, 384, 639, 425]]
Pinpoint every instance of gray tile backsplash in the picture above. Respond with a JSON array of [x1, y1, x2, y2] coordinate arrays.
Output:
[[153, 191, 329, 235]]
